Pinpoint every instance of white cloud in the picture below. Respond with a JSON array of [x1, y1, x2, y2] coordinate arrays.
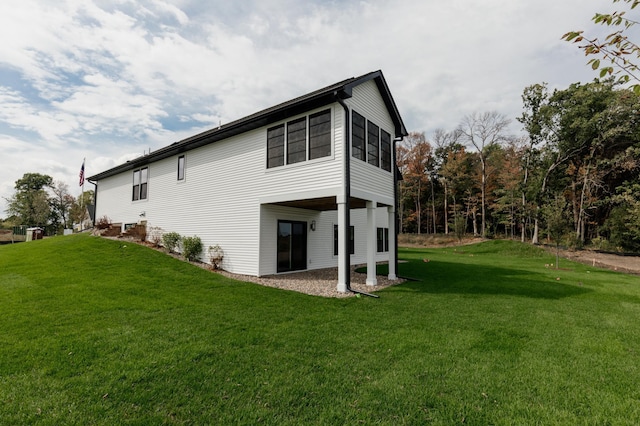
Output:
[[0, 0, 622, 215]]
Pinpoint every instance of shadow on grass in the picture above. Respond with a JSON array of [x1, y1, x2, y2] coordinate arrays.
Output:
[[391, 259, 591, 300]]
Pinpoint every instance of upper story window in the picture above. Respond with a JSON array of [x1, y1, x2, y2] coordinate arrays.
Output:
[[287, 117, 307, 164], [267, 109, 332, 169], [309, 110, 332, 159], [132, 167, 148, 201], [352, 111, 366, 161], [177, 155, 185, 181], [367, 120, 379, 167], [267, 125, 285, 168], [351, 109, 392, 173], [380, 130, 391, 172]]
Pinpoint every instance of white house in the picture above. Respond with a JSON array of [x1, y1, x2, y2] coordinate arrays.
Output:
[[88, 70, 407, 293]]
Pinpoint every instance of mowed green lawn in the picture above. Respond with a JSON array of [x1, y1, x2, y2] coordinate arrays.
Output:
[[1, 235, 639, 425]]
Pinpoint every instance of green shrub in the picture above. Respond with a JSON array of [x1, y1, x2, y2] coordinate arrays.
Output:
[[453, 215, 466, 242], [182, 236, 203, 261], [162, 232, 181, 253]]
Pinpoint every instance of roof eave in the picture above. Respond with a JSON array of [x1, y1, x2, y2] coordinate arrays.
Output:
[[88, 70, 408, 181]]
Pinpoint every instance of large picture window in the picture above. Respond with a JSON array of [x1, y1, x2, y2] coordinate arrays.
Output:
[[352, 111, 366, 161], [333, 225, 355, 256], [267, 109, 332, 169], [132, 167, 148, 201], [309, 110, 331, 160], [367, 120, 379, 167]]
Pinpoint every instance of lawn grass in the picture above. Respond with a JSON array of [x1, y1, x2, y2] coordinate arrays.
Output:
[[1, 235, 639, 424]]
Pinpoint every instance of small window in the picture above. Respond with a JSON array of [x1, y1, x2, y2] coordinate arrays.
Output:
[[334, 225, 355, 256], [132, 167, 148, 201], [377, 227, 390, 252], [309, 109, 331, 160], [367, 120, 379, 167], [380, 130, 391, 172], [352, 111, 366, 161], [177, 155, 185, 180], [267, 125, 285, 168], [287, 117, 306, 164]]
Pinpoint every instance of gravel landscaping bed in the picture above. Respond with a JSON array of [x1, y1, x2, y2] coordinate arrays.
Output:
[[104, 235, 404, 298], [217, 265, 405, 298]]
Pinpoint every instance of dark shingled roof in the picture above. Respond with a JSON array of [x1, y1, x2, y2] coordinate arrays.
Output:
[[88, 70, 407, 181]]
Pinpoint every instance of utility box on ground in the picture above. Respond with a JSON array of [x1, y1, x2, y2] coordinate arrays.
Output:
[[25, 227, 43, 242]]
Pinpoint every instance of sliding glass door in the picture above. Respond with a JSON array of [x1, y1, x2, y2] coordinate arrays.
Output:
[[277, 220, 307, 273]]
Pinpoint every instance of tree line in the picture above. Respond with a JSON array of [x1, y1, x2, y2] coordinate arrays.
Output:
[[397, 79, 640, 252], [2, 172, 94, 234]]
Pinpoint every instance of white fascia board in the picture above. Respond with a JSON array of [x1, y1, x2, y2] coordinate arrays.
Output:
[[349, 188, 394, 207], [259, 187, 343, 205]]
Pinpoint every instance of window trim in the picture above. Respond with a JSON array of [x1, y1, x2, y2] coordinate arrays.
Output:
[[267, 124, 285, 168], [286, 116, 307, 165], [132, 167, 148, 201], [351, 110, 366, 161], [380, 129, 392, 172], [177, 155, 185, 181], [309, 109, 332, 160], [367, 120, 380, 167], [377, 227, 390, 253]]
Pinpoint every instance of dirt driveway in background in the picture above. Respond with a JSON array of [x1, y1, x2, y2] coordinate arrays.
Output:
[[555, 248, 640, 276]]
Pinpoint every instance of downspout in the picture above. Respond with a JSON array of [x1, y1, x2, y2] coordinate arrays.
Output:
[[336, 94, 379, 299], [87, 180, 98, 229], [393, 136, 404, 277]]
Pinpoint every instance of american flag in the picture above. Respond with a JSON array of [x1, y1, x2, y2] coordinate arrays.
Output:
[[79, 160, 85, 187]]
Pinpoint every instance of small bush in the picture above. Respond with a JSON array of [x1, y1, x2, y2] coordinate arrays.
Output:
[[182, 236, 203, 261], [453, 215, 467, 242], [148, 226, 163, 247], [208, 244, 224, 270], [96, 216, 112, 230], [162, 232, 181, 253]]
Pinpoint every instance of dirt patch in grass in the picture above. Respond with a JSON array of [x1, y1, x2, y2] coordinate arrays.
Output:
[[554, 248, 640, 276], [400, 234, 640, 276], [399, 233, 485, 248]]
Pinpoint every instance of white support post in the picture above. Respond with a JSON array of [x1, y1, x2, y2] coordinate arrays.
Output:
[[388, 205, 398, 280], [337, 202, 348, 293], [366, 201, 377, 286]]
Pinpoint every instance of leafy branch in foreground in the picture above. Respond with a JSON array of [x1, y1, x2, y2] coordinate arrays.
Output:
[[563, 0, 640, 94]]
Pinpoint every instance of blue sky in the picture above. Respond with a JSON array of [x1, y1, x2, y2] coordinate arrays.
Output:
[[0, 0, 619, 215]]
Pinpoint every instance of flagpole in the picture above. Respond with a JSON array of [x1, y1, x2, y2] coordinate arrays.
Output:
[[80, 158, 85, 232]]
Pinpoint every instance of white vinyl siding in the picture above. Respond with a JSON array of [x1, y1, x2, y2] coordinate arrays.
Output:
[[96, 106, 343, 276], [94, 80, 398, 277], [347, 80, 395, 204]]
